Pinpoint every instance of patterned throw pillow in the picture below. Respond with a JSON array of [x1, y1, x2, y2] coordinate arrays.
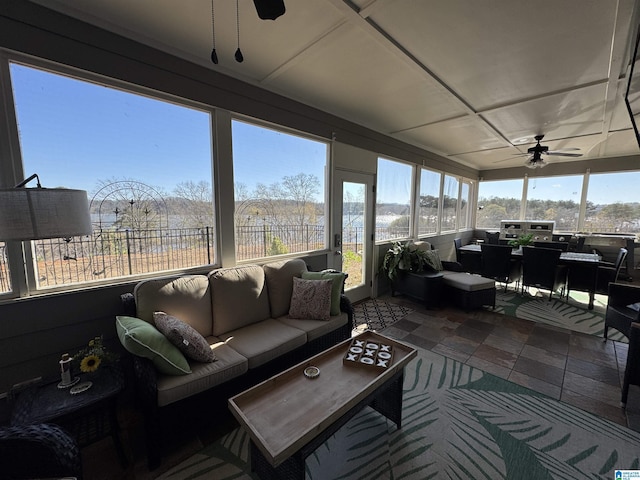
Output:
[[153, 312, 216, 363], [301, 271, 346, 316], [289, 277, 333, 320], [424, 249, 444, 271]]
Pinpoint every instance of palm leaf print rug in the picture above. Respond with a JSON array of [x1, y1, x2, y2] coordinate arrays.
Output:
[[156, 347, 640, 480], [495, 288, 626, 342]]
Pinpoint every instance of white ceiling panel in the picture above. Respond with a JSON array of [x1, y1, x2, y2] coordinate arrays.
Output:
[[262, 23, 468, 133], [395, 116, 510, 155], [481, 83, 608, 143], [21, 0, 640, 171], [369, 0, 617, 110]]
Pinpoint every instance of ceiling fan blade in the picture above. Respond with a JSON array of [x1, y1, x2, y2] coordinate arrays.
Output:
[[546, 151, 583, 157], [492, 154, 528, 164], [550, 147, 581, 151]]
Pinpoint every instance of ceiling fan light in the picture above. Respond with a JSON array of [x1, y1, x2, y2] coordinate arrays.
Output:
[[524, 157, 547, 169]]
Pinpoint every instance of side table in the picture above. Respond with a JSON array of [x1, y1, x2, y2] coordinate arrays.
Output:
[[391, 270, 443, 308], [9, 364, 127, 466]]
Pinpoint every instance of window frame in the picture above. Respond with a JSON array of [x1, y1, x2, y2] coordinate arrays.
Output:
[[0, 52, 221, 299], [229, 114, 332, 263]]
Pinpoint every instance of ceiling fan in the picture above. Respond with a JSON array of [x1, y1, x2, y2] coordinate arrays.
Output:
[[523, 135, 583, 169], [493, 134, 583, 168]]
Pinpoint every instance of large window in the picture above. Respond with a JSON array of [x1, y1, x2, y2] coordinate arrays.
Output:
[[477, 179, 524, 229], [460, 180, 472, 229], [477, 171, 640, 234], [525, 175, 582, 231], [441, 175, 459, 231], [418, 168, 441, 235], [585, 171, 640, 233], [3, 61, 215, 294], [376, 158, 413, 241], [231, 119, 328, 260]]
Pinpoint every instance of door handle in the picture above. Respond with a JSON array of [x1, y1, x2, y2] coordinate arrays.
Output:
[[334, 250, 342, 256]]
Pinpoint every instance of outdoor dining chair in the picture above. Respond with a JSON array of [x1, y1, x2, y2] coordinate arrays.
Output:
[[480, 244, 520, 292], [521, 246, 567, 300]]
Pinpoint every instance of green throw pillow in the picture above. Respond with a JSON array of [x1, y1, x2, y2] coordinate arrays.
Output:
[[115, 315, 191, 375], [301, 271, 346, 316]]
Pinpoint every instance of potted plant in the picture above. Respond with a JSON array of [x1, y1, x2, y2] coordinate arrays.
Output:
[[380, 241, 431, 281], [507, 233, 534, 248]]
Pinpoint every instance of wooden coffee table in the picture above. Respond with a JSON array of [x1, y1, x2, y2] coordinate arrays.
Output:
[[228, 331, 417, 480]]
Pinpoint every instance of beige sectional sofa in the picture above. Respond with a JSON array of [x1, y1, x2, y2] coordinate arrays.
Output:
[[118, 258, 352, 469]]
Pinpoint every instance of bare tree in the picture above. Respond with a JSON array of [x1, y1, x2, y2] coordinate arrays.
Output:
[[173, 180, 214, 228]]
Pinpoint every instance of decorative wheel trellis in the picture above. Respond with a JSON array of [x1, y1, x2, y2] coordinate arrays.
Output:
[[86, 180, 170, 279]]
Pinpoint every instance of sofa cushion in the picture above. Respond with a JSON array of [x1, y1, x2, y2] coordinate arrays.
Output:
[[209, 265, 271, 337], [134, 275, 213, 337], [301, 271, 346, 315], [289, 277, 332, 320], [277, 312, 349, 341], [153, 312, 217, 363], [442, 272, 495, 292], [115, 315, 191, 376], [218, 318, 307, 369], [156, 340, 248, 407], [263, 258, 308, 318]]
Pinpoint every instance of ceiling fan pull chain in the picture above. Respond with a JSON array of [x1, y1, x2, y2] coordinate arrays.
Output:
[[235, 0, 244, 62], [210, 0, 218, 64]]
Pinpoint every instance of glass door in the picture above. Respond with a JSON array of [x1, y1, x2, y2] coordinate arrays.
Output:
[[332, 170, 374, 303]]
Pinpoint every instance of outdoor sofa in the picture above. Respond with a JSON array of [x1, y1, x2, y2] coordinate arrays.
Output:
[[117, 258, 352, 469]]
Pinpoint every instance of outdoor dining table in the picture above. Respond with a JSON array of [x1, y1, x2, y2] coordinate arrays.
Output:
[[458, 244, 602, 309]]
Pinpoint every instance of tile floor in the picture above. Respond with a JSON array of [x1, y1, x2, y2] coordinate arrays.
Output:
[[378, 293, 640, 431], [79, 292, 640, 478]]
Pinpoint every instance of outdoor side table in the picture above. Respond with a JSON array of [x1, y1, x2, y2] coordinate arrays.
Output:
[[9, 365, 127, 466]]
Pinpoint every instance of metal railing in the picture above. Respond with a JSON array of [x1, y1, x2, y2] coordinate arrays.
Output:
[[0, 225, 339, 291], [0, 224, 418, 292]]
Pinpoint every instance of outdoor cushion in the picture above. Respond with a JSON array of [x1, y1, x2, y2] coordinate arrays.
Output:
[[134, 275, 213, 337], [301, 271, 346, 315], [209, 265, 271, 337], [156, 340, 248, 407], [217, 318, 306, 369], [442, 272, 495, 292], [153, 312, 216, 363], [263, 258, 308, 318], [289, 277, 333, 320], [115, 315, 191, 376], [277, 312, 349, 341]]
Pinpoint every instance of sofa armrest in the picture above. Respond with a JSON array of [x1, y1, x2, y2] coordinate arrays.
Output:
[[442, 260, 465, 272], [120, 292, 137, 317], [340, 294, 354, 329]]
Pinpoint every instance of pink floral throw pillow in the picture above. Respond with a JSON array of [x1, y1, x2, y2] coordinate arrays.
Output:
[[153, 312, 216, 363], [288, 277, 333, 320]]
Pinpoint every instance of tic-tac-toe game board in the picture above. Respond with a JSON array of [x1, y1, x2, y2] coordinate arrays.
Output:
[[343, 337, 394, 370]]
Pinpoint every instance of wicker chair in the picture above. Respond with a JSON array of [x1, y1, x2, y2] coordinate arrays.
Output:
[[0, 423, 82, 479], [622, 322, 640, 406], [604, 282, 640, 341]]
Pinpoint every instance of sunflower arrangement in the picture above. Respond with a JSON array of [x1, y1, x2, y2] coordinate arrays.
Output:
[[73, 336, 117, 373]]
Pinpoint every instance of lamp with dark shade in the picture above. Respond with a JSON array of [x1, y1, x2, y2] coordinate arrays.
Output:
[[0, 174, 92, 241]]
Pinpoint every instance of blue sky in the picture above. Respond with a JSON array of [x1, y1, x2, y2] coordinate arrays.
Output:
[[9, 62, 639, 207], [479, 172, 640, 205], [10, 63, 326, 201]]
